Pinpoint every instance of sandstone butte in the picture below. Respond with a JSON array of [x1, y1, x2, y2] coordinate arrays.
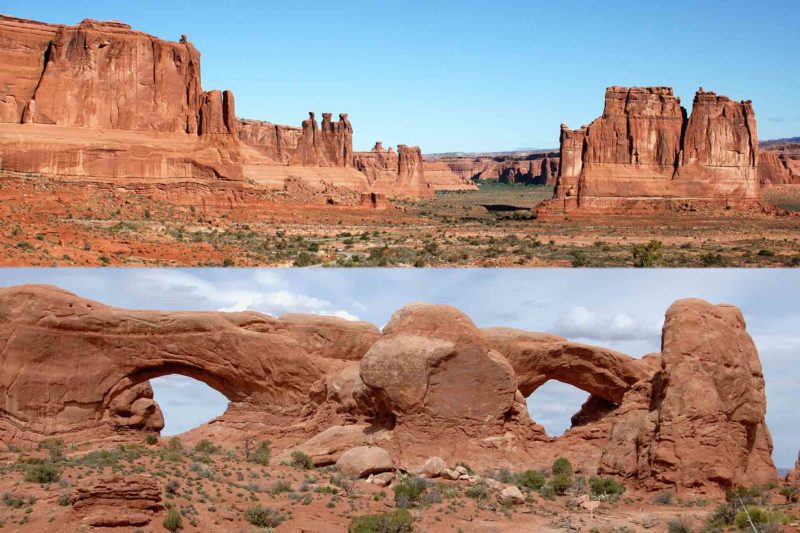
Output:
[[0, 15, 475, 209], [0, 284, 778, 497], [538, 86, 773, 215]]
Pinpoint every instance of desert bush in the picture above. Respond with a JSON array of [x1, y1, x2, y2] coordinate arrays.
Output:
[[163, 508, 182, 531], [2, 492, 24, 508], [393, 475, 428, 508], [733, 507, 789, 530], [193, 439, 219, 455], [348, 509, 413, 533], [465, 480, 491, 501], [552, 457, 573, 477], [589, 476, 625, 498], [37, 439, 64, 462], [654, 490, 674, 505], [780, 485, 799, 503], [550, 473, 573, 495], [631, 240, 663, 267], [246, 440, 271, 466], [268, 479, 292, 496], [243, 505, 286, 528], [145, 434, 159, 445], [515, 469, 546, 491], [24, 463, 60, 484], [290, 450, 314, 470], [666, 516, 692, 533]]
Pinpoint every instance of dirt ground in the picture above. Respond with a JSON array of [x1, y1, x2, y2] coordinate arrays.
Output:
[[1, 173, 799, 267], [2, 438, 798, 532]]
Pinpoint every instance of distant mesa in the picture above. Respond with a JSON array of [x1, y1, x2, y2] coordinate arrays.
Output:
[[0, 284, 777, 495]]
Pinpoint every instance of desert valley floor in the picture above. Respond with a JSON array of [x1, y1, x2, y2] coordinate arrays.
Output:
[[2, 176, 799, 267]]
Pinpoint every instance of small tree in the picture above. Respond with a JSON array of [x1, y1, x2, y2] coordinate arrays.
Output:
[[631, 240, 663, 268]]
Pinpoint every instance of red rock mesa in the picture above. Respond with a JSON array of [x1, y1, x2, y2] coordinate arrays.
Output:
[[541, 87, 763, 214], [0, 15, 450, 203], [0, 285, 776, 494]]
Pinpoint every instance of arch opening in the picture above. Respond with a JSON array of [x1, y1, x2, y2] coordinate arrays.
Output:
[[525, 380, 616, 438], [150, 375, 229, 436]]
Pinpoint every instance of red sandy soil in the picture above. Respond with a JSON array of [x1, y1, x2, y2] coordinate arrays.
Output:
[[1, 173, 799, 267], [2, 440, 798, 532]]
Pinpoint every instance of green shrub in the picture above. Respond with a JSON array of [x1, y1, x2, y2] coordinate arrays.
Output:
[[465, 480, 491, 500], [268, 480, 292, 496], [666, 516, 692, 533], [24, 463, 60, 484], [247, 441, 271, 466], [243, 505, 286, 528], [552, 457, 573, 477], [290, 450, 314, 470], [550, 473, 572, 495], [2, 492, 24, 508], [515, 469, 545, 491], [193, 439, 218, 455], [145, 434, 159, 445], [734, 507, 789, 530], [589, 476, 625, 498], [37, 440, 64, 462], [780, 485, 799, 503], [163, 508, 182, 531], [167, 437, 183, 452], [348, 509, 413, 533], [393, 475, 428, 508], [631, 240, 663, 267]]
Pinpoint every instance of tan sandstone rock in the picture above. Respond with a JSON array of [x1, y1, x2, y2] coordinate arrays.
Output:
[[335, 446, 393, 478]]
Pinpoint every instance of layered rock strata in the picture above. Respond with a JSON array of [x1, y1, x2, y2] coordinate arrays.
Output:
[[0, 285, 776, 493], [542, 87, 762, 214], [0, 15, 243, 181]]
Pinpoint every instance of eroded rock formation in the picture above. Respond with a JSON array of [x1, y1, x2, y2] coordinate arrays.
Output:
[[0, 15, 434, 202], [0, 285, 777, 493], [541, 87, 763, 214], [70, 475, 163, 527], [431, 153, 559, 186], [0, 15, 243, 181], [759, 143, 800, 185], [354, 142, 435, 197]]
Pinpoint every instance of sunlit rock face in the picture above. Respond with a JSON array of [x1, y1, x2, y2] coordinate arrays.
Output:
[[0, 284, 776, 493]]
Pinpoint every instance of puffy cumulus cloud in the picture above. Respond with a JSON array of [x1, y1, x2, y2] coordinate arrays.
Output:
[[125, 270, 359, 320], [553, 306, 662, 342], [218, 289, 359, 320]]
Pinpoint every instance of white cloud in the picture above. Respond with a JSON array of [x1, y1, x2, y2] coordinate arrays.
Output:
[[553, 306, 662, 342]]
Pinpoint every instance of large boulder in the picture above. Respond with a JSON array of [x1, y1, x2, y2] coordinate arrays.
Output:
[[335, 446, 393, 478], [360, 304, 517, 423]]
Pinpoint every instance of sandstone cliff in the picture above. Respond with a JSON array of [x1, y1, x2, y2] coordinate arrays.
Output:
[[0, 15, 243, 181], [0, 285, 777, 493], [758, 143, 800, 185], [542, 87, 762, 214]]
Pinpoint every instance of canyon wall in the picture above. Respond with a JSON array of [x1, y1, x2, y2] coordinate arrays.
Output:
[[433, 153, 559, 186], [758, 143, 800, 185], [0, 284, 777, 493], [0, 15, 435, 201], [0, 15, 243, 181], [542, 87, 762, 214]]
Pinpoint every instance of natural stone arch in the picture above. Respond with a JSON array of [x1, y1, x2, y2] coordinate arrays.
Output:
[[0, 285, 380, 446], [481, 328, 651, 405]]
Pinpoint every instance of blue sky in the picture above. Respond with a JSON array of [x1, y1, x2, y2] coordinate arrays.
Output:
[[0, 268, 798, 467], [3, 0, 798, 152]]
